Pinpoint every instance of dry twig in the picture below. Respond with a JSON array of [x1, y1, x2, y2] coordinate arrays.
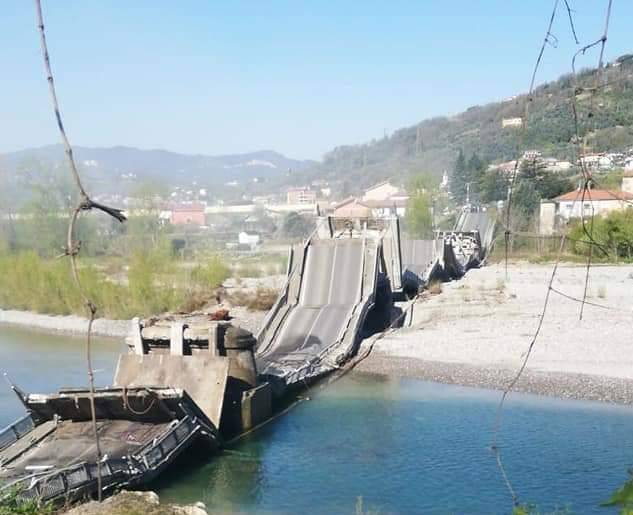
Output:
[[34, 0, 127, 501]]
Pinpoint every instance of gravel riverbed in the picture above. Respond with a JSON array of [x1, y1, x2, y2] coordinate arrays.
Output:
[[356, 262, 633, 404]]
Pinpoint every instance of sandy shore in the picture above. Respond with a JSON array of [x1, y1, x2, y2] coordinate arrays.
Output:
[[356, 262, 633, 404], [0, 309, 130, 338]]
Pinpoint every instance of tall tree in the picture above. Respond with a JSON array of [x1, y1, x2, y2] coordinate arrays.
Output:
[[466, 153, 486, 201], [479, 169, 508, 203], [450, 149, 468, 203], [406, 172, 437, 238]]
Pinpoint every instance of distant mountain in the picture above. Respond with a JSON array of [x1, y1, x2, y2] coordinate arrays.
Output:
[[0, 145, 316, 196], [309, 53, 633, 194]]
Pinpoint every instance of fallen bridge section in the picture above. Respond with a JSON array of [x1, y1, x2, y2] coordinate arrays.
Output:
[[400, 238, 441, 292], [400, 211, 496, 290], [256, 237, 379, 390], [0, 387, 218, 504], [454, 209, 496, 263]]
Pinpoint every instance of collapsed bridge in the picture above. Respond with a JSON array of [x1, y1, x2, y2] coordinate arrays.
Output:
[[256, 216, 401, 390], [256, 209, 496, 389], [0, 209, 495, 506]]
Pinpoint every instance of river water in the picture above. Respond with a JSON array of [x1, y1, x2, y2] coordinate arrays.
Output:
[[0, 325, 123, 425], [1, 326, 632, 514]]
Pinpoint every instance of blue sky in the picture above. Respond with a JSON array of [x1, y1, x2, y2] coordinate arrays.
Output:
[[1, 1, 631, 160]]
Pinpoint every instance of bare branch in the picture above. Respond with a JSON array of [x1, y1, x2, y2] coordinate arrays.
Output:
[[33, 0, 128, 501]]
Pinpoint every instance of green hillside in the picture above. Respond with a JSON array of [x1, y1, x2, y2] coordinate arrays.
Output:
[[310, 54, 633, 192]]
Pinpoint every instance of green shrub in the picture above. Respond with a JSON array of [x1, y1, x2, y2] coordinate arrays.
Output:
[[191, 256, 230, 289], [0, 245, 234, 319], [0, 489, 53, 515], [568, 208, 633, 261]]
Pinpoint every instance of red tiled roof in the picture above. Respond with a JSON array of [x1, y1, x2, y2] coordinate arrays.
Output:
[[555, 189, 633, 202]]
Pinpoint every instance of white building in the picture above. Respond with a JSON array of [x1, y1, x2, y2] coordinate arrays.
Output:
[[359, 181, 409, 216], [286, 187, 317, 204], [539, 174, 633, 235], [238, 232, 260, 249], [579, 154, 613, 171], [502, 117, 523, 128], [362, 181, 402, 202]]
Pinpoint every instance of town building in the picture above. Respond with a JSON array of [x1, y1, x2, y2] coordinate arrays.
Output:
[[578, 153, 613, 171], [361, 181, 402, 202], [170, 203, 206, 226], [286, 187, 317, 204], [332, 197, 373, 218], [359, 181, 409, 216], [363, 198, 407, 217], [502, 117, 523, 128], [332, 180, 410, 219], [539, 175, 633, 235], [238, 231, 260, 250]]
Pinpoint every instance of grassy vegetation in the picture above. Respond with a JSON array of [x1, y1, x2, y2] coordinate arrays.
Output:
[[0, 489, 53, 515], [232, 253, 288, 278], [602, 472, 633, 515], [568, 208, 633, 262], [488, 207, 633, 265], [488, 233, 598, 265], [227, 287, 278, 311], [0, 243, 230, 319]]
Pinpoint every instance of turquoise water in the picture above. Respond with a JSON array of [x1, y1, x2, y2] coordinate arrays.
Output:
[[1, 326, 632, 513], [155, 375, 633, 514], [0, 325, 122, 426]]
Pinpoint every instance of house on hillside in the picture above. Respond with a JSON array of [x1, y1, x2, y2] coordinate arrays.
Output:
[[539, 174, 633, 235], [502, 117, 523, 128]]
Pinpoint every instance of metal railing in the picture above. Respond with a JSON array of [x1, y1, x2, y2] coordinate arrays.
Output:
[[3, 415, 203, 504], [0, 415, 34, 453]]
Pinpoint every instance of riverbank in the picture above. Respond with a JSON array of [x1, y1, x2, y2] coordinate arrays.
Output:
[[63, 491, 207, 515], [0, 274, 282, 339], [357, 262, 633, 404], [0, 309, 130, 338]]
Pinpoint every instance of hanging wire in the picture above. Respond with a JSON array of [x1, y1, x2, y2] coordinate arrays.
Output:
[[492, 185, 584, 507], [504, 0, 562, 280], [569, 0, 614, 319], [492, 0, 617, 507], [563, 0, 580, 44], [33, 0, 127, 502]]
